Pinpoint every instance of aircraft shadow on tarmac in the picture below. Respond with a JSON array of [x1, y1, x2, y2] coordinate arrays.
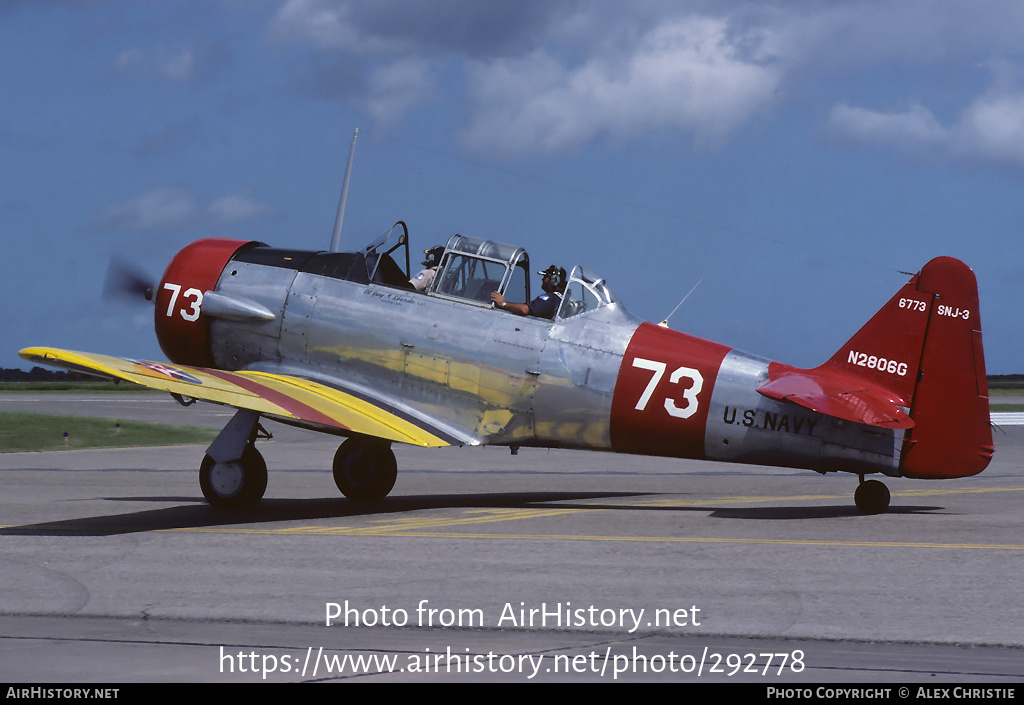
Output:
[[0, 492, 945, 536], [706, 505, 942, 520], [0, 492, 637, 536]]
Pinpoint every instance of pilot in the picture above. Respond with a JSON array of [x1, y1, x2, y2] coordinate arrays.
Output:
[[410, 246, 444, 291], [491, 264, 566, 319]]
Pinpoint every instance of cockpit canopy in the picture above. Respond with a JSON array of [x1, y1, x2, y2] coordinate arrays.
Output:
[[230, 223, 623, 321], [431, 234, 531, 306], [422, 233, 623, 321]]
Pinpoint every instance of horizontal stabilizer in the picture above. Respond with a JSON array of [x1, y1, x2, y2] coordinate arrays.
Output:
[[757, 365, 914, 429]]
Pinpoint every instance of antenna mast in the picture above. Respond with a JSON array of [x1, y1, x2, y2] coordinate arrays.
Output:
[[329, 128, 359, 252], [658, 279, 702, 328]]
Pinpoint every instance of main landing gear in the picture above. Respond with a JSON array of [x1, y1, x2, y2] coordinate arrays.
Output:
[[200, 445, 267, 509], [332, 436, 397, 502], [199, 410, 399, 508], [199, 409, 269, 510], [854, 476, 891, 515]]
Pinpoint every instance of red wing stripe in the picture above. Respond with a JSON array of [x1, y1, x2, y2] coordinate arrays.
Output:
[[202, 369, 350, 431]]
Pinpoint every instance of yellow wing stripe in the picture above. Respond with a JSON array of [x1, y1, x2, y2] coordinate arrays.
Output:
[[18, 347, 448, 447], [217, 369, 447, 447]]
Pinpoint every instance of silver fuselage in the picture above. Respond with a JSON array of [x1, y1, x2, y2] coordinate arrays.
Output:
[[206, 254, 904, 477]]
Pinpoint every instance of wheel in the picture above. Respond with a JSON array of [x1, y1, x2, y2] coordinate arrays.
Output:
[[854, 479, 890, 515], [333, 437, 397, 502], [199, 445, 267, 510]]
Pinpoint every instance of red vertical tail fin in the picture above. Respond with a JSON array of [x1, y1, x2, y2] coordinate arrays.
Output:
[[900, 257, 992, 478], [823, 257, 992, 478]]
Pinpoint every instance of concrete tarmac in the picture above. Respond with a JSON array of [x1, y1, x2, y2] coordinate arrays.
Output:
[[1, 394, 1022, 683]]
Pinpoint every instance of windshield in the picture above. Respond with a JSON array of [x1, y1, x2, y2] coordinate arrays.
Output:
[[360, 221, 410, 282], [557, 266, 620, 320]]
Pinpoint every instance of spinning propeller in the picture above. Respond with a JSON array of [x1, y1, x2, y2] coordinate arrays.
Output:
[[103, 257, 155, 303]]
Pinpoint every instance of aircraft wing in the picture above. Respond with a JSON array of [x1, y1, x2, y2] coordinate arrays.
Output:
[[18, 347, 452, 447], [756, 364, 914, 430]]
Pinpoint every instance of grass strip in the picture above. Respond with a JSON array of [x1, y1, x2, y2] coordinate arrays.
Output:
[[0, 411, 218, 453], [0, 382, 155, 393]]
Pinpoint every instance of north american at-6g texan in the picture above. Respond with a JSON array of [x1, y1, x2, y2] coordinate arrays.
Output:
[[21, 221, 992, 514]]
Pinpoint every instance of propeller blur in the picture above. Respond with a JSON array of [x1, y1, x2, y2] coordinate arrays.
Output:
[[102, 257, 155, 303]]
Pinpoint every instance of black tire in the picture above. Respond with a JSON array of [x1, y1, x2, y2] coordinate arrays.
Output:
[[333, 437, 397, 502], [854, 479, 890, 515], [199, 445, 268, 510]]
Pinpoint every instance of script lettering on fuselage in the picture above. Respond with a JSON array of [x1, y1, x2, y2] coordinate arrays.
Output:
[[721, 406, 819, 437], [362, 288, 424, 307]]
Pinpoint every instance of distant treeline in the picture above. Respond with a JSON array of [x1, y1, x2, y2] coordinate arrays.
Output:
[[0, 367, 97, 383], [988, 374, 1024, 389]]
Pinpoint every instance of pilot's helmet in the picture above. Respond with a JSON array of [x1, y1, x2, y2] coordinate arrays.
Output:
[[539, 265, 567, 292], [422, 246, 444, 267]]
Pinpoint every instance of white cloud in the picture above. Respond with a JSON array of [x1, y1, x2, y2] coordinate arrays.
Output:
[[266, 1, 1024, 164], [459, 17, 781, 156], [113, 48, 146, 72], [829, 70, 1024, 168], [159, 48, 198, 83], [270, 4, 787, 155], [95, 189, 276, 232], [95, 188, 197, 231], [206, 194, 278, 224], [111, 43, 230, 84], [356, 57, 436, 130], [272, 0, 360, 50], [956, 93, 1024, 164], [748, 1, 1024, 73], [828, 104, 947, 150]]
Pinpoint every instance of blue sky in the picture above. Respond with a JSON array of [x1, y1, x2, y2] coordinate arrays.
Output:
[[3, 0, 1023, 374]]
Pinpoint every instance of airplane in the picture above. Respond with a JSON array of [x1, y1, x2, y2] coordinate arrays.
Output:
[[20, 220, 992, 515]]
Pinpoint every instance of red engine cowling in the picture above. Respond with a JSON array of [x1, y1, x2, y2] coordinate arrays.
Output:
[[154, 238, 254, 367]]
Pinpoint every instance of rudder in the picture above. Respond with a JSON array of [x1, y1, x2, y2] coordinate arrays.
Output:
[[900, 257, 993, 478]]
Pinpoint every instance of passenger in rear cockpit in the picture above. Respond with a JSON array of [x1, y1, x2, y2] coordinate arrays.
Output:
[[410, 246, 443, 291]]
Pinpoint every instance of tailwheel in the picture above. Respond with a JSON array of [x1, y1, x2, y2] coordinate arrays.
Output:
[[854, 478, 890, 515], [333, 437, 397, 502], [199, 445, 267, 510]]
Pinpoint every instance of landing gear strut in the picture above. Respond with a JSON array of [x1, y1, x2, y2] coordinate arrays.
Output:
[[333, 436, 397, 502], [854, 477, 890, 515], [199, 409, 269, 510]]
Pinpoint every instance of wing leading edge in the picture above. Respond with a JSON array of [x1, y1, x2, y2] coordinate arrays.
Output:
[[18, 347, 452, 447]]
